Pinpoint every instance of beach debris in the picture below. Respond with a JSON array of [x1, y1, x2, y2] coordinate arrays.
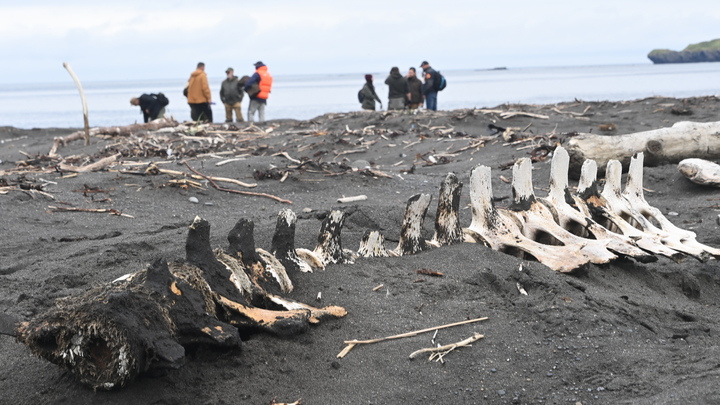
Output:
[[598, 123, 617, 132], [431, 173, 464, 246], [337, 316, 488, 359], [337, 195, 367, 203], [565, 120, 720, 176], [415, 269, 444, 277], [9, 216, 346, 390], [47, 205, 134, 218], [62, 62, 90, 146], [408, 332, 484, 362], [269, 398, 303, 405], [678, 158, 720, 187], [313, 210, 355, 265]]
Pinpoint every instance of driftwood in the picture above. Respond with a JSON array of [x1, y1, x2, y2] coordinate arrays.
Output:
[[7, 216, 346, 390], [49, 118, 180, 156], [565, 121, 720, 176], [62, 62, 90, 146], [678, 158, 720, 186]]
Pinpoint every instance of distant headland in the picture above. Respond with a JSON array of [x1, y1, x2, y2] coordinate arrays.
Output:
[[648, 38, 720, 64]]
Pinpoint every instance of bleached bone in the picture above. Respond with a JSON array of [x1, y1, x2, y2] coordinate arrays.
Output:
[[574, 160, 685, 262], [546, 147, 656, 262], [464, 165, 589, 272], [509, 158, 617, 265], [313, 210, 355, 265], [600, 159, 712, 261], [678, 158, 720, 187], [295, 248, 325, 271], [271, 209, 314, 273], [432, 173, 464, 246], [623, 154, 720, 259], [357, 230, 391, 257], [395, 193, 432, 255]]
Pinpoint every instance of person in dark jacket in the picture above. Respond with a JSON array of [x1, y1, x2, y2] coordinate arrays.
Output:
[[420, 61, 439, 111], [220, 68, 245, 123], [130, 94, 166, 123], [360, 74, 382, 111], [384, 67, 409, 110], [405, 67, 423, 110]]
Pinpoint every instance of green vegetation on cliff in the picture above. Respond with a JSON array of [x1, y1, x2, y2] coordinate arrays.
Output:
[[683, 38, 720, 52]]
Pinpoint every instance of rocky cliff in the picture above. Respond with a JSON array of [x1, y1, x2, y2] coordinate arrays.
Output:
[[648, 39, 720, 64]]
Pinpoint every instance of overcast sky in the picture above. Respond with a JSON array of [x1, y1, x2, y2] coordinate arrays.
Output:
[[2, 0, 719, 84]]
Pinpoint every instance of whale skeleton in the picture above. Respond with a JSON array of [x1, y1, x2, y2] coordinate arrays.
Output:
[[5, 146, 720, 389]]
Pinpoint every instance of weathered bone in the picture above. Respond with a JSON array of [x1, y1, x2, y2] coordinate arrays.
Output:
[[395, 193, 432, 255], [13, 217, 347, 390], [357, 230, 391, 257], [313, 210, 354, 265], [574, 160, 685, 262], [464, 165, 589, 272], [432, 173, 464, 246], [271, 209, 314, 273], [546, 147, 656, 262], [623, 154, 720, 259], [678, 158, 720, 187], [509, 158, 617, 265]]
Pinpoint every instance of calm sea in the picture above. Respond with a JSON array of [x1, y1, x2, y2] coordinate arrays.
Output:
[[1, 63, 719, 129]]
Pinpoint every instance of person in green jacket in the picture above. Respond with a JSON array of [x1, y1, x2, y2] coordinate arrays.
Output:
[[360, 74, 382, 111]]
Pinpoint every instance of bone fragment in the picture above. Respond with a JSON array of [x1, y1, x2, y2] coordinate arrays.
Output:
[[464, 165, 589, 272], [574, 160, 685, 262], [395, 193, 432, 255], [508, 158, 617, 265], [432, 173, 464, 246], [271, 209, 314, 274], [623, 154, 720, 259], [313, 210, 354, 265], [678, 158, 720, 187], [546, 147, 656, 262], [337, 195, 367, 203], [357, 230, 390, 257]]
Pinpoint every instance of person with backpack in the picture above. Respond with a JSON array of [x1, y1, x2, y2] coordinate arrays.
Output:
[[187, 62, 213, 122], [359, 74, 382, 111], [220, 67, 246, 123], [384, 67, 409, 111], [420, 61, 444, 111], [130, 93, 168, 123], [244, 61, 273, 123]]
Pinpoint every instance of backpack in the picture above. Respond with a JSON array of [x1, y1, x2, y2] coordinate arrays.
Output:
[[433, 72, 447, 91], [155, 92, 169, 107], [357, 89, 365, 103]]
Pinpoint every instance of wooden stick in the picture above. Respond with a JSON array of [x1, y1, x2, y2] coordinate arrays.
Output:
[[47, 206, 134, 218], [63, 62, 90, 145], [337, 316, 488, 358], [158, 168, 257, 188], [183, 161, 292, 204], [409, 332, 484, 361]]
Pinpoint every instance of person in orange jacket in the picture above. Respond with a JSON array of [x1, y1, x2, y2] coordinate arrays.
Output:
[[243, 61, 273, 122], [187, 62, 213, 122]]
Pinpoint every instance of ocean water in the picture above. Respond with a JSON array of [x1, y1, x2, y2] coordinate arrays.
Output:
[[1, 63, 719, 129]]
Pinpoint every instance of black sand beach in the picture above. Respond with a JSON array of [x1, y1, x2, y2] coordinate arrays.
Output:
[[1, 96, 720, 404]]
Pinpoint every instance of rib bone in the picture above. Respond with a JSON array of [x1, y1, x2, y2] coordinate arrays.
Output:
[[432, 173, 464, 246]]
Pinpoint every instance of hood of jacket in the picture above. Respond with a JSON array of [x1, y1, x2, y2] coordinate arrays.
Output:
[[190, 69, 205, 78], [390, 71, 403, 80]]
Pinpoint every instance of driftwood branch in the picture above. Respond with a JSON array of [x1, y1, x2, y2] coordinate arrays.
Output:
[[63, 62, 90, 146], [565, 120, 720, 176], [182, 161, 292, 204], [336, 316, 488, 358], [408, 332, 484, 361]]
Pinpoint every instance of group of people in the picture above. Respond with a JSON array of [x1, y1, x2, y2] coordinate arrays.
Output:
[[360, 61, 442, 112], [130, 61, 273, 124]]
